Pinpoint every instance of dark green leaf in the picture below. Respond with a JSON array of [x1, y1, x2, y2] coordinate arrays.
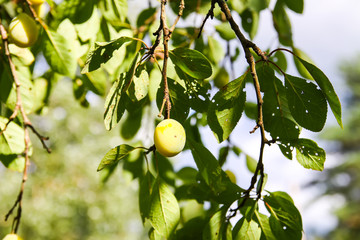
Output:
[[120, 109, 143, 140], [139, 171, 155, 223], [284, 0, 304, 13], [240, 9, 259, 39], [149, 177, 180, 238], [103, 74, 127, 130], [152, 154, 175, 186], [294, 138, 326, 171], [248, 0, 270, 11], [208, 73, 247, 143], [298, 58, 343, 128], [272, 2, 293, 46], [169, 48, 212, 79], [81, 37, 134, 73], [156, 78, 190, 122], [285, 74, 327, 132], [264, 191, 303, 233], [97, 144, 137, 171]]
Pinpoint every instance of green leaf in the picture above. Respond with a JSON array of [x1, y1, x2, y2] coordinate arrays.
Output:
[[271, 50, 287, 73], [149, 177, 180, 239], [0, 117, 25, 155], [55, 0, 95, 24], [284, 0, 304, 13], [203, 207, 232, 240], [246, 154, 257, 173], [208, 73, 247, 143], [43, 29, 77, 77], [169, 47, 212, 79], [253, 211, 277, 240], [294, 138, 326, 171], [215, 23, 237, 41], [97, 144, 137, 171], [298, 58, 343, 128], [0, 154, 25, 172], [81, 36, 134, 74], [272, 2, 293, 46], [233, 218, 261, 240], [264, 191, 303, 233], [285, 74, 327, 132], [120, 109, 143, 140]]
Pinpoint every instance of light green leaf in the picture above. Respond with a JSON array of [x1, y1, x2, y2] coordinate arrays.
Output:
[[169, 48, 212, 79], [99, 0, 128, 26], [207, 36, 225, 64], [294, 138, 326, 171], [129, 65, 149, 101], [215, 23, 237, 41], [298, 58, 343, 128], [284, 0, 304, 13], [285, 74, 327, 132], [75, 7, 100, 42], [43, 28, 77, 77], [81, 36, 134, 74], [0, 155, 25, 172], [208, 73, 247, 143], [0, 117, 25, 155], [149, 177, 180, 239], [203, 207, 232, 240], [292, 48, 313, 80], [233, 218, 261, 240], [9, 44, 35, 66], [254, 211, 277, 240], [246, 154, 257, 173], [97, 144, 137, 171]]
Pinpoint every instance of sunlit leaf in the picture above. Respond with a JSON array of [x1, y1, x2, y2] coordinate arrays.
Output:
[[233, 217, 261, 240], [208, 73, 247, 143], [294, 138, 326, 171], [203, 207, 232, 240], [97, 144, 137, 171], [0, 116, 25, 155]]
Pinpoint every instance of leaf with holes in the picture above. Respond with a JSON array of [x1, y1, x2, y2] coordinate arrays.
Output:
[[208, 73, 247, 143], [298, 58, 343, 128], [285, 74, 327, 132], [294, 138, 326, 171], [81, 36, 134, 73], [263, 80, 300, 140]]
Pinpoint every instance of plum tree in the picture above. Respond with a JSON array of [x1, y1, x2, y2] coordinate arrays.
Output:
[[154, 119, 186, 157], [8, 13, 38, 48]]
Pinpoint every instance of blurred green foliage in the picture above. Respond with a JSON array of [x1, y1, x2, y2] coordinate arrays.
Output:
[[0, 80, 145, 239]]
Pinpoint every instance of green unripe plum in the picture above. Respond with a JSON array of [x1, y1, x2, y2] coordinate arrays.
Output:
[[2, 234, 22, 240], [9, 13, 39, 48], [214, 67, 229, 89], [154, 119, 186, 157]]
